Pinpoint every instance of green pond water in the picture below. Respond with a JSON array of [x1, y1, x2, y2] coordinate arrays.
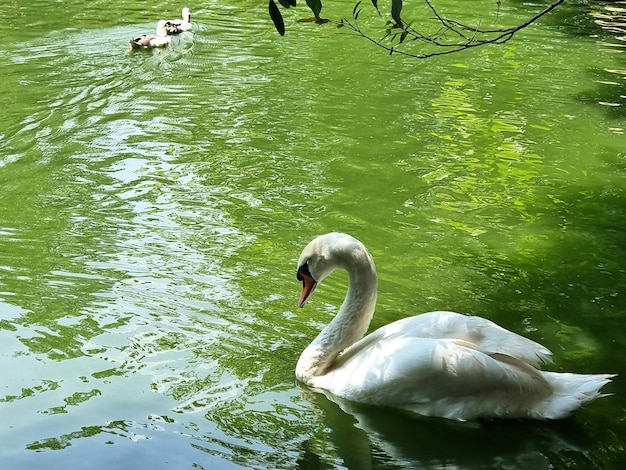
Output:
[[1, 0, 625, 468]]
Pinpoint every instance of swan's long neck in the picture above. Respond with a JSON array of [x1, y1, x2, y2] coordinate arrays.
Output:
[[296, 252, 377, 382], [156, 21, 168, 36]]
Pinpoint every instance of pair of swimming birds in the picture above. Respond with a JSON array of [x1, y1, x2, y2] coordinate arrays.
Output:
[[129, 7, 192, 49]]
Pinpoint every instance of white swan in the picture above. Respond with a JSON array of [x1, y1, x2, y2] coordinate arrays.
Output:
[[129, 20, 171, 49], [295, 232, 615, 420], [164, 7, 192, 34]]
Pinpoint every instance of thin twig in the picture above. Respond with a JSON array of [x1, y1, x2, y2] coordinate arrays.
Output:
[[340, 0, 566, 59]]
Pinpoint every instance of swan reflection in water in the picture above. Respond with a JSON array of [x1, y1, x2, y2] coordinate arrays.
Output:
[[296, 383, 601, 470]]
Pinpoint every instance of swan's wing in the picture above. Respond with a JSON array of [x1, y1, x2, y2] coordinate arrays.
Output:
[[346, 311, 552, 367], [322, 336, 552, 419]]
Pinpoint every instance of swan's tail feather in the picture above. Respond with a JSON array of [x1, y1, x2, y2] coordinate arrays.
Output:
[[537, 372, 616, 420]]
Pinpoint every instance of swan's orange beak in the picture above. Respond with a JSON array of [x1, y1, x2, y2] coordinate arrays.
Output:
[[297, 265, 317, 308], [298, 274, 316, 308]]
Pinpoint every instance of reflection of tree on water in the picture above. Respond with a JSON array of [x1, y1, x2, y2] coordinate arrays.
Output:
[[297, 383, 602, 469]]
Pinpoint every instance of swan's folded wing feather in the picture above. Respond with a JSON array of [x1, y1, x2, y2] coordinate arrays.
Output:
[[463, 314, 553, 366], [326, 336, 552, 408], [348, 311, 552, 367]]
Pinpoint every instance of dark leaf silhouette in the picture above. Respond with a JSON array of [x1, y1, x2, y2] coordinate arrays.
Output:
[[391, 0, 403, 27], [269, 0, 285, 36], [305, 0, 323, 19], [277, 0, 295, 8]]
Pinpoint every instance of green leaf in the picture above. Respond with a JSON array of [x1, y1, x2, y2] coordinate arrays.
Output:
[[305, 0, 323, 19], [391, 0, 403, 27], [352, 0, 362, 16], [371, 0, 381, 15], [268, 0, 285, 36]]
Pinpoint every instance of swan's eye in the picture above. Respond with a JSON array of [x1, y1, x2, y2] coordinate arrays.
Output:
[[296, 263, 313, 283]]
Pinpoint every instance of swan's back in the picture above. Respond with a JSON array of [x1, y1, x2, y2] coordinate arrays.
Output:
[[386, 311, 551, 364]]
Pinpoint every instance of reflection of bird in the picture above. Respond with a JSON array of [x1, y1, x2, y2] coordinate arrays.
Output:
[[165, 7, 192, 34], [299, 383, 595, 469], [129, 20, 171, 49], [295, 233, 615, 420]]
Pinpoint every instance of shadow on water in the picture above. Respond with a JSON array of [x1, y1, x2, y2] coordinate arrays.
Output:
[[556, 0, 626, 120], [297, 384, 614, 469], [502, 0, 626, 122], [584, 2, 626, 121]]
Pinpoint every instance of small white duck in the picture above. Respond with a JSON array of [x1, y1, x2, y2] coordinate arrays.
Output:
[[295, 232, 615, 421], [129, 20, 171, 49], [165, 7, 192, 34]]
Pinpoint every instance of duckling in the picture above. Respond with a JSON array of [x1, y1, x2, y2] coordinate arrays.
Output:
[[165, 7, 192, 34], [129, 20, 171, 49]]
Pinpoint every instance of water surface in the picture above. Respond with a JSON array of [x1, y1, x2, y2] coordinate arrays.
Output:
[[1, 0, 625, 468]]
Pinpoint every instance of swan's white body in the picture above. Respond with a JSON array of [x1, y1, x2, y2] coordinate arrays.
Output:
[[295, 233, 614, 420], [129, 20, 171, 49], [165, 7, 192, 34]]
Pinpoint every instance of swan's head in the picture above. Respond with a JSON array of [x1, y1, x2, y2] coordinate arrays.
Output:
[[296, 233, 368, 308]]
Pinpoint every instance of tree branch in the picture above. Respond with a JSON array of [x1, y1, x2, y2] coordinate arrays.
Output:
[[337, 0, 565, 58]]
